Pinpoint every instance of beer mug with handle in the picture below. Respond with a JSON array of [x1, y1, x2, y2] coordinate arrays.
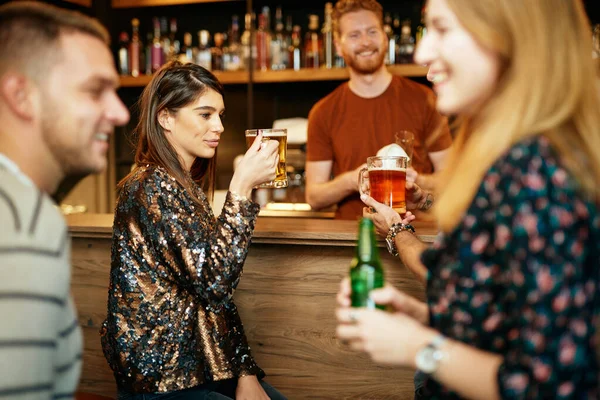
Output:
[[245, 128, 288, 188], [359, 156, 408, 214]]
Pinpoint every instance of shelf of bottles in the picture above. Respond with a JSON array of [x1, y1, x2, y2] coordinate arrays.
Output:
[[117, 4, 428, 87], [112, 0, 239, 8]]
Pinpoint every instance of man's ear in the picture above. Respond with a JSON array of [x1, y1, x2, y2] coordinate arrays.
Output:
[[157, 109, 173, 132], [0, 72, 36, 121]]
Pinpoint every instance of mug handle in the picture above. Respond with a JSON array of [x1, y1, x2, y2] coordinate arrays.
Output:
[[358, 167, 369, 197]]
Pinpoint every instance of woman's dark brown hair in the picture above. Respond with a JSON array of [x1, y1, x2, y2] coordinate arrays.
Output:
[[121, 61, 225, 203]]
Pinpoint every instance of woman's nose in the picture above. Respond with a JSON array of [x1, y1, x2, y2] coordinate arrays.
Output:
[[414, 31, 434, 66]]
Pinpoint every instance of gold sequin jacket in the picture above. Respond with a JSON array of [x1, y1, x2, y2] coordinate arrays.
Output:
[[101, 165, 264, 393]]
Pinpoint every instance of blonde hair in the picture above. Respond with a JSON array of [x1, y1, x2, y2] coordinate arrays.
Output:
[[434, 0, 600, 232]]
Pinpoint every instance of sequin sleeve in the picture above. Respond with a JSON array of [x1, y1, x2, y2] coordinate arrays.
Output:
[[136, 170, 260, 305]]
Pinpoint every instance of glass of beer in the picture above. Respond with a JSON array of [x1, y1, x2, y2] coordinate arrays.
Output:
[[359, 156, 408, 214], [245, 128, 288, 188]]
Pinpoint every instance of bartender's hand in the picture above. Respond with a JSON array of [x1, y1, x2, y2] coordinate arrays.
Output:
[[406, 167, 418, 184], [230, 132, 279, 198], [352, 163, 368, 192], [406, 181, 434, 211], [236, 375, 270, 400]]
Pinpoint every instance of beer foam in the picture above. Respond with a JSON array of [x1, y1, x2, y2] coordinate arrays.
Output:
[[376, 143, 409, 159], [381, 159, 405, 170]]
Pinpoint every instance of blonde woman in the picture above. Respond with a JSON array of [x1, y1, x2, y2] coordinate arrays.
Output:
[[336, 0, 600, 398]]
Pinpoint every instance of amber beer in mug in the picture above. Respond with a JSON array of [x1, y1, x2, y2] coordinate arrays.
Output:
[[359, 156, 408, 214], [245, 128, 288, 188]]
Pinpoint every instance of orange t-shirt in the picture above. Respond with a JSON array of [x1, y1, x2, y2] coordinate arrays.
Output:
[[307, 75, 452, 220]]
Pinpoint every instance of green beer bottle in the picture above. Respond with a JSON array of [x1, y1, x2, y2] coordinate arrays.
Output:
[[350, 218, 384, 309]]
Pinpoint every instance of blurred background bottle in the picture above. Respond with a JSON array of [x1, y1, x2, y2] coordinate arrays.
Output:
[[397, 19, 415, 64], [304, 14, 322, 69], [256, 13, 271, 71], [289, 25, 303, 70], [323, 3, 334, 69], [415, 6, 427, 46], [196, 29, 212, 70], [350, 218, 384, 310], [118, 31, 130, 75], [129, 18, 141, 77]]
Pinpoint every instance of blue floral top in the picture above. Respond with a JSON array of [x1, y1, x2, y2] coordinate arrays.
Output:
[[421, 137, 600, 399]]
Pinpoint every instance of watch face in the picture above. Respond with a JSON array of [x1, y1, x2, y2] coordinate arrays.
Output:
[[416, 347, 438, 374]]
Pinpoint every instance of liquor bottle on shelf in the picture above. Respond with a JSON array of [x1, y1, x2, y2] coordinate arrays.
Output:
[[383, 12, 395, 65], [304, 15, 322, 69], [284, 15, 294, 68], [144, 32, 153, 75], [392, 14, 401, 64], [179, 32, 194, 64], [160, 17, 171, 63], [262, 6, 271, 32], [211, 33, 225, 71], [241, 12, 257, 71], [129, 18, 141, 77], [416, 6, 427, 46], [224, 15, 242, 71], [118, 32, 130, 76], [196, 30, 212, 70], [322, 2, 334, 69], [289, 25, 302, 71], [270, 6, 286, 70], [168, 18, 180, 61], [256, 13, 271, 71], [397, 19, 415, 64], [151, 17, 163, 72]]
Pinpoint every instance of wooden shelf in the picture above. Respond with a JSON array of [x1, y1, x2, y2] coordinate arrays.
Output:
[[112, 0, 238, 8], [254, 64, 428, 83], [119, 64, 428, 87], [63, 0, 92, 6], [120, 69, 248, 87]]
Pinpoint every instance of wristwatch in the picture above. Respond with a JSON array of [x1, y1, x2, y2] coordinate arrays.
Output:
[[385, 222, 415, 256], [415, 334, 447, 376]]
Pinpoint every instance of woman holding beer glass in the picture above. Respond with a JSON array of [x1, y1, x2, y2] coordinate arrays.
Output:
[[337, 0, 600, 398], [101, 61, 286, 400]]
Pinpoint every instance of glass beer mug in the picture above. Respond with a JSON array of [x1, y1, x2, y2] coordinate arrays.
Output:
[[359, 156, 408, 214], [245, 128, 288, 188]]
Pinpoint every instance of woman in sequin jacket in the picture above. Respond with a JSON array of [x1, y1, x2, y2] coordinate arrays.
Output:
[[336, 0, 600, 399], [101, 61, 287, 400]]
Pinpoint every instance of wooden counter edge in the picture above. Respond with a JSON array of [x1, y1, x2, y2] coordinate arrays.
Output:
[[66, 213, 438, 245]]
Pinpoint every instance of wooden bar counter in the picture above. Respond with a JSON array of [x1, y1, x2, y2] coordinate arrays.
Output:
[[67, 214, 438, 399]]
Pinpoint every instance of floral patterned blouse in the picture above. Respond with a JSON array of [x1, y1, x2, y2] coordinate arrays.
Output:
[[421, 137, 600, 399]]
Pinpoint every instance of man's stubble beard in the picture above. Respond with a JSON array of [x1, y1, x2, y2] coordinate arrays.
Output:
[[344, 47, 387, 75]]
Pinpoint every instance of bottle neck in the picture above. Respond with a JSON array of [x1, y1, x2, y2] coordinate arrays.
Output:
[[356, 220, 380, 264]]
